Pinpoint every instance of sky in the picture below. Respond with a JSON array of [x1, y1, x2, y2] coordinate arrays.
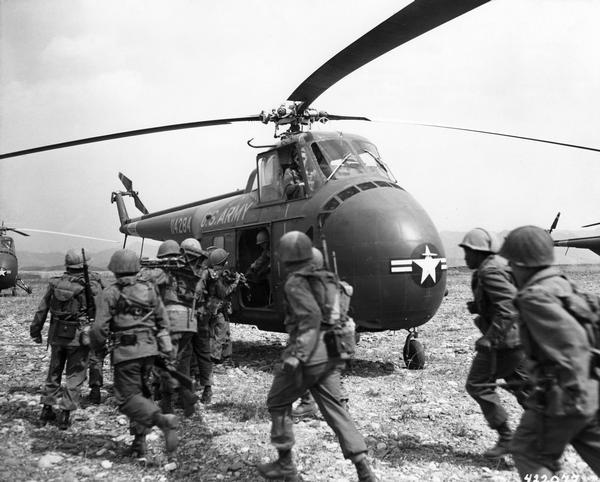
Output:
[[1, 0, 600, 253]]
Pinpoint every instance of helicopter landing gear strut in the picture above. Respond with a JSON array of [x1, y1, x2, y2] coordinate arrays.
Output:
[[403, 328, 425, 370], [15, 278, 32, 295]]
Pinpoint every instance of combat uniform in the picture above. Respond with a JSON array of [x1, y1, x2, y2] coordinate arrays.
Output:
[[465, 255, 529, 445], [90, 272, 178, 455], [510, 267, 600, 477], [261, 263, 369, 478], [203, 266, 242, 364], [30, 266, 103, 427], [158, 264, 199, 415]]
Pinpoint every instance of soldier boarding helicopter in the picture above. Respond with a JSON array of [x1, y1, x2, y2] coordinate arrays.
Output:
[[3, 0, 600, 366]]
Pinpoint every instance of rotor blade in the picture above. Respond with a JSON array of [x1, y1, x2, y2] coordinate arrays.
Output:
[[0, 115, 262, 159], [371, 119, 600, 153], [132, 193, 150, 215], [17, 229, 119, 243], [549, 212, 560, 234], [288, 0, 491, 109], [7, 228, 30, 237], [118, 172, 133, 192], [582, 221, 600, 228], [326, 114, 371, 122]]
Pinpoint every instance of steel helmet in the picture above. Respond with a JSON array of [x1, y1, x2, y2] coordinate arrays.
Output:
[[459, 228, 500, 253], [310, 247, 324, 269], [278, 231, 313, 264], [208, 248, 229, 267], [499, 225, 554, 267], [108, 249, 141, 274], [181, 238, 205, 257], [157, 239, 180, 258], [65, 249, 84, 268], [256, 230, 269, 246]]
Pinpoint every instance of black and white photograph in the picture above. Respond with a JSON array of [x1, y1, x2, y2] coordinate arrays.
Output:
[[1, 1, 600, 480]]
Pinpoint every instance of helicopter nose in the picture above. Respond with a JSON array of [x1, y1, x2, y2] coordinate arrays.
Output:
[[322, 182, 447, 330]]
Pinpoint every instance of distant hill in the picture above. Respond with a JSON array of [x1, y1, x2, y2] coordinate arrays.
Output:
[[15, 230, 600, 270]]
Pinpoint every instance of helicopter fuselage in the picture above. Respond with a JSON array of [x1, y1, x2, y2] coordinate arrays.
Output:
[[116, 131, 447, 333], [0, 236, 18, 292]]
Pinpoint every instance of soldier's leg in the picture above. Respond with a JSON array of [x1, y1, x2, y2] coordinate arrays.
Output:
[[498, 348, 529, 407], [221, 318, 232, 362], [175, 332, 197, 417], [310, 362, 375, 480], [159, 333, 182, 413], [259, 364, 307, 479], [511, 410, 589, 478], [571, 415, 600, 476], [193, 316, 214, 403], [115, 357, 178, 453], [309, 362, 367, 460], [211, 313, 226, 362], [88, 346, 106, 404], [59, 345, 90, 412], [41, 345, 68, 406]]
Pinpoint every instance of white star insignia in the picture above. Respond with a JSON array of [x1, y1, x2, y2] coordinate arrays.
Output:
[[0, 267, 8, 277], [413, 245, 441, 284]]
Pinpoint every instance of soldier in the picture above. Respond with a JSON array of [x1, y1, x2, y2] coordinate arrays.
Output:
[[90, 249, 179, 457], [203, 248, 243, 367], [459, 228, 529, 458], [292, 247, 350, 419], [30, 249, 104, 429], [245, 230, 271, 306], [160, 237, 203, 416], [499, 226, 600, 479], [258, 232, 376, 482]]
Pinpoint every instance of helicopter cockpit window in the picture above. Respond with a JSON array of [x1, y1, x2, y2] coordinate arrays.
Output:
[[1, 237, 13, 250], [311, 139, 394, 182], [257, 151, 284, 203]]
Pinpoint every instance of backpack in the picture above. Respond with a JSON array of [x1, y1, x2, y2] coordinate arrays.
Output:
[[49, 275, 86, 320], [299, 269, 356, 360], [560, 280, 600, 380]]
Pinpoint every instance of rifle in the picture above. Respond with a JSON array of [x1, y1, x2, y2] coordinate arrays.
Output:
[[81, 249, 94, 323], [154, 354, 194, 391]]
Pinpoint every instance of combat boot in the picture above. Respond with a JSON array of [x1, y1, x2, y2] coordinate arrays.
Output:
[[88, 387, 101, 405], [291, 399, 317, 418], [57, 410, 71, 430], [484, 422, 512, 458], [128, 434, 147, 458], [200, 385, 212, 404], [39, 405, 56, 425], [355, 457, 378, 482], [257, 450, 298, 481], [154, 413, 179, 453]]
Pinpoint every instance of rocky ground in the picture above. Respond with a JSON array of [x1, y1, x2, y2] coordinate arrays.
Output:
[[1, 266, 599, 481]]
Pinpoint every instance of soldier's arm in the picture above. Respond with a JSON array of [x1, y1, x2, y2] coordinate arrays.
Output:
[[30, 283, 53, 338], [285, 276, 322, 363], [480, 266, 518, 343], [90, 288, 114, 351], [517, 288, 590, 377]]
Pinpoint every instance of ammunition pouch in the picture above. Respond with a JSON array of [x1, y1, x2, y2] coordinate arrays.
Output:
[[323, 318, 356, 361], [55, 319, 79, 340]]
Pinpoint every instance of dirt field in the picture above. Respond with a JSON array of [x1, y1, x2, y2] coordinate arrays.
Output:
[[1, 266, 599, 481]]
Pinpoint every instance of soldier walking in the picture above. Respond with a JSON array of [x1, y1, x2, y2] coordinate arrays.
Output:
[[258, 231, 376, 481], [30, 249, 104, 429], [500, 226, 600, 479], [459, 228, 529, 457], [90, 249, 179, 457]]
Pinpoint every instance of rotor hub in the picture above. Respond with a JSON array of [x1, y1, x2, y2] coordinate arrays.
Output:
[[260, 102, 329, 136]]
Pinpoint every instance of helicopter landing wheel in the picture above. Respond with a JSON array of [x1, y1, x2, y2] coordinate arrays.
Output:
[[11, 287, 17, 296], [403, 329, 425, 370]]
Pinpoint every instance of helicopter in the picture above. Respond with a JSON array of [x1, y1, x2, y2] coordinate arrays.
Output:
[[551, 213, 600, 256], [2, 0, 600, 366], [0, 222, 33, 295]]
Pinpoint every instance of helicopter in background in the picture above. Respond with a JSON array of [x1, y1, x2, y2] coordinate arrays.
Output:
[[3, 0, 600, 367], [0, 222, 32, 295], [551, 213, 600, 256]]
